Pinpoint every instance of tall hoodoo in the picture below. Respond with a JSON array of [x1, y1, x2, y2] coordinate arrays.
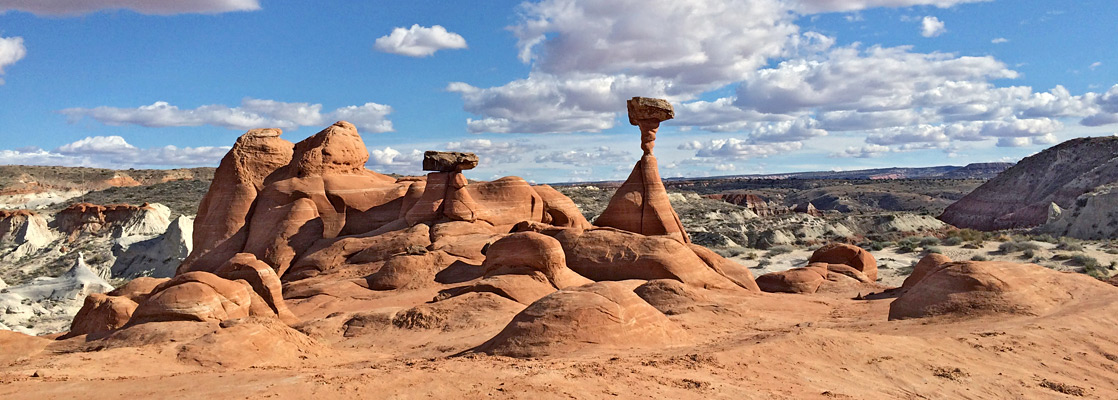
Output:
[[594, 97, 689, 243]]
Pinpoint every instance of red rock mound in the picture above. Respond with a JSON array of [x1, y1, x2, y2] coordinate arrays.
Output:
[[440, 232, 592, 304], [889, 261, 1114, 320], [476, 281, 688, 357], [755, 263, 873, 294], [808, 243, 878, 282], [901, 253, 953, 290]]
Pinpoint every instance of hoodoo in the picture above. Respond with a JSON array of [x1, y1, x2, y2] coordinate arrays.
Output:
[[594, 97, 690, 243]]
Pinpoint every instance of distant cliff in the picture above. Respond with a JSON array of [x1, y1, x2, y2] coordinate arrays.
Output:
[[940, 137, 1118, 231]]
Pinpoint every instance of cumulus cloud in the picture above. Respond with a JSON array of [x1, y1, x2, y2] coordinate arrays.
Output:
[[0, 36, 26, 84], [451, 0, 799, 134], [444, 139, 542, 163], [374, 24, 468, 57], [832, 144, 893, 158], [0, 136, 228, 168], [920, 16, 946, 37], [61, 98, 394, 133], [534, 146, 632, 166], [0, 0, 260, 16], [792, 0, 989, 14], [680, 138, 803, 160]]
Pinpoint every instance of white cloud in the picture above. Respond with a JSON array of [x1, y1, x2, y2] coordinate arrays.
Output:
[[792, 0, 989, 14], [991, 37, 1009, 44], [920, 16, 946, 37], [444, 139, 542, 163], [1089, 61, 1102, 70], [832, 144, 892, 158], [0, 136, 228, 168], [0, 0, 260, 16], [736, 45, 1018, 114], [0, 36, 26, 84], [452, 0, 800, 133], [56, 136, 137, 155], [680, 138, 803, 160], [713, 163, 736, 172], [534, 146, 632, 166], [61, 98, 394, 133], [373, 24, 468, 57]]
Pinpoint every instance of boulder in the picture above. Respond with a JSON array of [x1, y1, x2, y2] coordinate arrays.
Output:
[[476, 281, 688, 357], [108, 277, 170, 303], [365, 251, 459, 290], [423, 151, 478, 172], [68, 293, 138, 337], [756, 264, 828, 294], [889, 261, 1110, 320], [808, 243, 878, 282], [634, 279, 711, 314], [215, 253, 299, 325], [179, 128, 294, 273], [594, 154, 689, 243], [756, 263, 873, 294], [129, 271, 255, 324], [532, 184, 592, 229], [901, 253, 953, 290]]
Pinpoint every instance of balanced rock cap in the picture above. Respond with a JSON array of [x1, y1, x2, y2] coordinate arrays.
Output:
[[627, 97, 674, 126], [423, 151, 479, 172]]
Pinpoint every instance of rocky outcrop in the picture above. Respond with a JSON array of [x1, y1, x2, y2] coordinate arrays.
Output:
[[0, 209, 55, 262], [111, 215, 193, 278], [706, 193, 784, 217], [889, 261, 1113, 320], [940, 136, 1118, 231], [0, 254, 114, 334], [1042, 184, 1118, 240], [179, 128, 294, 274], [808, 243, 878, 282], [52, 202, 171, 240]]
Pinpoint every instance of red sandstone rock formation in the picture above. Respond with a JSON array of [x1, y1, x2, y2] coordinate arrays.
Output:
[[889, 261, 1114, 320], [808, 243, 878, 282], [476, 281, 689, 357], [900, 253, 952, 290], [755, 262, 873, 294], [179, 128, 293, 274]]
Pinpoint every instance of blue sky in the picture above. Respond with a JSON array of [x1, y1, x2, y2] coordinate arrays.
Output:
[[0, 0, 1115, 183]]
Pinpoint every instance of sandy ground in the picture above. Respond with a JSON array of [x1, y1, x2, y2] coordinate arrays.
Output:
[[2, 268, 1118, 400]]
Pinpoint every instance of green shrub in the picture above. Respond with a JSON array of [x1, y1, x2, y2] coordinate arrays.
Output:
[[998, 241, 1041, 253], [1055, 238, 1084, 252], [971, 255, 990, 261], [918, 237, 941, 247], [1022, 249, 1036, 259], [766, 245, 796, 257], [925, 246, 943, 254], [943, 236, 964, 246]]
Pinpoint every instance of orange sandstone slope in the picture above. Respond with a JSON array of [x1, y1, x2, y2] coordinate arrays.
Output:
[[1, 117, 1117, 399]]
